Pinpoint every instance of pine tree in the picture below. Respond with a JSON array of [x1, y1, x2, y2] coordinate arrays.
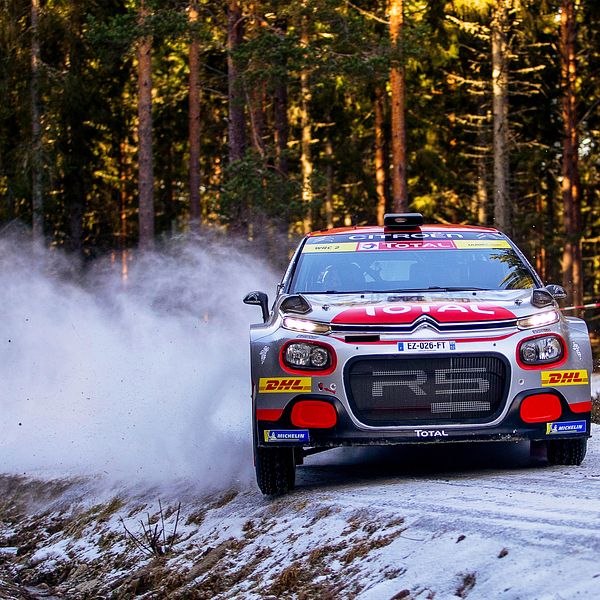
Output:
[[389, 0, 408, 211], [188, 0, 202, 230], [560, 0, 583, 305], [137, 0, 155, 250]]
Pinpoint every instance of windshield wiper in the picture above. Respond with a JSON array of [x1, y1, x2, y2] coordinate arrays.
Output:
[[428, 287, 492, 292], [303, 290, 362, 294], [368, 287, 492, 293], [300, 287, 494, 294]]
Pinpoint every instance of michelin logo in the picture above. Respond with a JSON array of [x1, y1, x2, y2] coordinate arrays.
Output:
[[546, 421, 586, 435], [264, 430, 310, 443]]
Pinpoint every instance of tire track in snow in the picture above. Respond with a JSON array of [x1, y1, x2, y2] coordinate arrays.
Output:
[[295, 427, 600, 552]]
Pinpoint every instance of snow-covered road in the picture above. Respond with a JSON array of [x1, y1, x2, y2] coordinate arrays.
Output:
[[4, 427, 599, 599], [287, 430, 600, 598]]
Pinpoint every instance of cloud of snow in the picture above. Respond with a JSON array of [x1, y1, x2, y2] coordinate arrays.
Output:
[[0, 232, 278, 490]]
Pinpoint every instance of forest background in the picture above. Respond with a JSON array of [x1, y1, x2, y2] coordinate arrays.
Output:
[[0, 0, 599, 338]]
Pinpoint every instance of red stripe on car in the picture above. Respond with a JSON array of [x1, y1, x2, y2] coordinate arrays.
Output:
[[332, 304, 516, 325], [570, 401, 592, 413]]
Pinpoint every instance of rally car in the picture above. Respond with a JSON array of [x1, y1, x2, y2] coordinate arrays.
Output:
[[244, 213, 592, 495]]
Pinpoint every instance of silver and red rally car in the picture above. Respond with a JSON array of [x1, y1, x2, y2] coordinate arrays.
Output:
[[244, 214, 592, 495]]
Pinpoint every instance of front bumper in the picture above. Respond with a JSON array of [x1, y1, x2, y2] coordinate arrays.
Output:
[[256, 390, 591, 448], [252, 317, 593, 449]]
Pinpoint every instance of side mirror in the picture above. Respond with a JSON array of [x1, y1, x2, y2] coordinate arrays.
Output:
[[243, 291, 269, 323], [545, 284, 567, 300]]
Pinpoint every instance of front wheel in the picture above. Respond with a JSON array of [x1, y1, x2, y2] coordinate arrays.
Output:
[[547, 437, 587, 466], [255, 446, 296, 496]]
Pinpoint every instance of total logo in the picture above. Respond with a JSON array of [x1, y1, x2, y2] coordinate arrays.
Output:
[[332, 303, 515, 325], [259, 377, 312, 393], [414, 430, 449, 438]]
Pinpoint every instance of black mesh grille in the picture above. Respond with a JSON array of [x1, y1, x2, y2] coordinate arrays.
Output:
[[346, 355, 507, 426]]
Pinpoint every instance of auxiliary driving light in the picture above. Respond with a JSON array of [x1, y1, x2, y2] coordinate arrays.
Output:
[[291, 401, 337, 428], [520, 393, 562, 423]]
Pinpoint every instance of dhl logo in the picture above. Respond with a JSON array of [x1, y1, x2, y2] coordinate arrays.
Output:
[[541, 370, 589, 387], [259, 377, 312, 393]]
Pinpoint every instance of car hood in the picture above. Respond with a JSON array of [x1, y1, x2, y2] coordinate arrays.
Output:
[[294, 290, 552, 326]]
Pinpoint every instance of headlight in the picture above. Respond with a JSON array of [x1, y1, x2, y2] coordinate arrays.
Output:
[[282, 317, 331, 335], [282, 342, 333, 371], [517, 310, 560, 330], [519, 335, 564, 365]]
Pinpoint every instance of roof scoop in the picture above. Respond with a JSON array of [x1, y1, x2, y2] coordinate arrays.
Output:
[[280, 294, 311, 314], [384, 213, 424, 231]]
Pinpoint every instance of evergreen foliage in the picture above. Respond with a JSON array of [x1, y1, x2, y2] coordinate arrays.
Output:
[[0, 0, 598, 305]]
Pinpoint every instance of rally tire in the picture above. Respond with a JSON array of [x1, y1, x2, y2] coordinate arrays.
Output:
[[255, 446, 296, 496], [547, 437, 587, 466]]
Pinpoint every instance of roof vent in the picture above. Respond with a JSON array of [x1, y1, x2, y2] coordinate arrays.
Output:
[[384, 213, 424, 231]]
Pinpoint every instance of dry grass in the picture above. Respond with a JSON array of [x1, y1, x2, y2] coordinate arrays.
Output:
[[209, 489, 239, 510], [186, 508, 206, 526], [341, 531, 400, 565], [456, 572, 477, 598], [307, 505, 335, 526], [270, 563, 302, 596]]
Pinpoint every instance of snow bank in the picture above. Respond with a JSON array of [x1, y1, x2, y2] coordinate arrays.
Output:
[[0, 233, 276, 489], [592, 373, 599, 398]]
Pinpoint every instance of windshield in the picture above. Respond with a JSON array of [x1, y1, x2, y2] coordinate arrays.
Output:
[[290, 238, 537, 294]]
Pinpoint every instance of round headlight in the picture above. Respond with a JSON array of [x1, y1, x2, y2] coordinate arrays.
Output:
[[285, 343, 311, 367], [310, 346, 329, 368], [283, 342, 332, 371], [519, 336, 563, 365]]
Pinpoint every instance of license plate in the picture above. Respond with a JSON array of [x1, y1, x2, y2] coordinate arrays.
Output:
[[398, 341, 457, 352]]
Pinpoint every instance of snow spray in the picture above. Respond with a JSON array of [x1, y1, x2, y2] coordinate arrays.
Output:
[[0, 232, 277, 489]]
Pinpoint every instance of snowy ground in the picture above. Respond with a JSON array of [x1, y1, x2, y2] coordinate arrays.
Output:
[[1, 241, 598, 598], [1, 426, 599, 599]]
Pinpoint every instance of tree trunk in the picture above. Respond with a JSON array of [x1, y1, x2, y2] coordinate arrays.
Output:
[[62, 7, 84, 255], [248, 81, 266, 156], [545, 171, 559, 284], [247, 3, 266, 158], [300, 14, 313, 234], [471, 105, 489, 225], [476, 162, 489, 226], [491, 0, 510, 233], [227, 0, 246, 164], [535, 195, 545, 280], [188, 0, 201, 230], [374, 86, 387, 225], [324, 131, 334, 229], [64, 119, 84, 255], [137, 0, 154, 250], [31, 0, 43, 242], [273, 18, 289, 177], [118, 139, 129, 281], [389, 0, 408, 212], [560, 0, 583, 306]]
